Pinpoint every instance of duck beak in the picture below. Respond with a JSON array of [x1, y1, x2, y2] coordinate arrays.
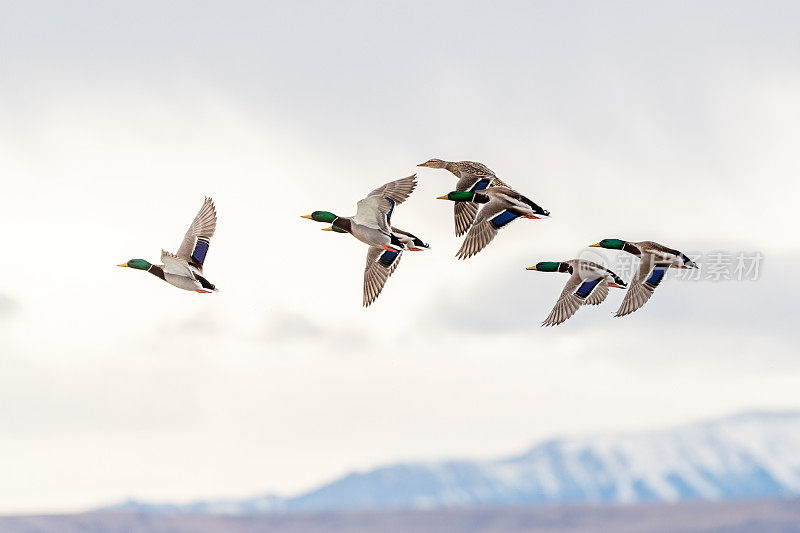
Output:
[[417, 162, 428, 167], [117, 263, 129, 267], [436, 195, 449, 200], [321, 226, 334, 231], [589, 243, 601, 247], [301, 214, 314, 220], [608, 282, 625, 288], [526, 266, 537, 270]]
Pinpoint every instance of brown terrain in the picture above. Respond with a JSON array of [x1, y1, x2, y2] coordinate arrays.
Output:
[[1, 499, 799, 533]]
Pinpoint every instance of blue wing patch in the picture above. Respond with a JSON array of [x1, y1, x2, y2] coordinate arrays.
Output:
[[645, 266, 667, 288], [575, 279, 601, 299], [471, 178, 492, 192], [490, 210, 519, 229], [192, 238, 210, 265], [385, 198, 396, 222], [378, 249, 399, 268]]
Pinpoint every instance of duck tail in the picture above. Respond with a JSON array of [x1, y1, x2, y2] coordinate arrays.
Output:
[[196, 274, 218, 292], [392, 227, 431, 251]]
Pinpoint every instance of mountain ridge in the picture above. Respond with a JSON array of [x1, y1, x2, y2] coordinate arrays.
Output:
[[103, 410, 800, 514]]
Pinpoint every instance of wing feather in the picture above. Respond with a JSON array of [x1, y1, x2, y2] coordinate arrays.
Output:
[[542, 272, 608, 326], [160, 250, 195, 278], [455, 197, 520, 259], [176, 197, 217, 272], [455, 206, 501, 259], [363, 247, 402, 307], [451, 171, 505, 237], [615, 255, 661, 317], [585, 281, 610, 306], [454, 202, 479, 237], [366, 175, 417, 206], [354, 176, 417, 232], [542, 272, 583, 327]]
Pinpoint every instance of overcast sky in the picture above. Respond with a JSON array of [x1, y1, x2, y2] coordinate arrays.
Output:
[[1, 0, 798, 514]]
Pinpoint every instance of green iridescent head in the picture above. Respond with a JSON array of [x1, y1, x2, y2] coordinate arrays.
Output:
[[302, 211, 338, 223], [437, 191, 475, 202], [590, 238, 626, 250], [118, 259, 152, 270], [526, 261, 561, 272]]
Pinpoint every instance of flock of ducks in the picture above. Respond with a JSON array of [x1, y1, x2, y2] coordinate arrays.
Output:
[[118, 159, 698, 326]]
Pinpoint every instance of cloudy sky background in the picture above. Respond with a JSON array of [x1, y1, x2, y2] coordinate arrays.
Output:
[[1, 0, 798, 514]]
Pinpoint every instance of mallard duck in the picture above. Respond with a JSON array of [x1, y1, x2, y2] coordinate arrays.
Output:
[[302, 175, 430, 306], [118, 197, 218, 293], [437, 186, 549, 259], [418, 159, 509, 236], [527, 260, 627, 326], [589, 239, 698, 317]]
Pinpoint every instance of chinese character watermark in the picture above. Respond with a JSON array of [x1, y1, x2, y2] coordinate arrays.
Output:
[[577, 250, 764, 282]]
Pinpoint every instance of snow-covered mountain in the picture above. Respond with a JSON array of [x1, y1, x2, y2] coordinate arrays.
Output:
[[106, 411, 800, 514]]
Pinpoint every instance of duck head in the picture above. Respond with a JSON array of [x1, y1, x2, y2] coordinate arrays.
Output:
[[302, 211, 350, 233], [436, 191, 475, 202], [526, 261, 567, 273], [589, 238, 626, 250], [418, 158, 448, 168], [302, 211, 338, 224], [117, 259, 152, 270]]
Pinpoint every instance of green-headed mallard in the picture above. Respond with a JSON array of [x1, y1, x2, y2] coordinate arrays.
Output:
[[589, 239, 698, 317], [118, 197, 218, 293], [437, 186, 549, 259], [302, 175, 430, 306], [527, 260, 627, 326], [418, 159, 509, 236]]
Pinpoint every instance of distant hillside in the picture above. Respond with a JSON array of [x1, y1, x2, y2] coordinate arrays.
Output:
[[106, 411, 800, 514]]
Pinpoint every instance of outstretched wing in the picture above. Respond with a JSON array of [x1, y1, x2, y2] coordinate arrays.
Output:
[[455, 198, 522, 260], [616, 255, 667, 317], [161, 249, 196, 278], [585, 281, 610, 306], [176, 197, 217, 273], [542, 273, 605, 326], [452, 164, 504, 237], [354, 175, 417, 232], [363, 246, 402, 307], [365, 174, 417, 206], [452, 175, 492, 237], [453, 202, 479, 237]]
